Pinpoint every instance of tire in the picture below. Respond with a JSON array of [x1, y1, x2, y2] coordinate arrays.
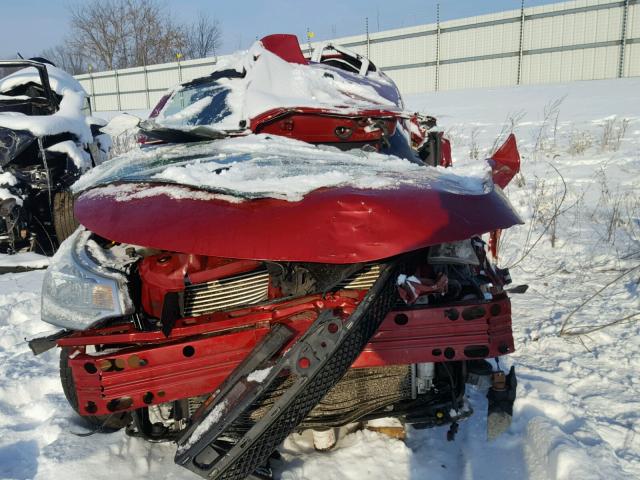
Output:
[[59, 348, 131, 431], [53, 190, 79, 245]]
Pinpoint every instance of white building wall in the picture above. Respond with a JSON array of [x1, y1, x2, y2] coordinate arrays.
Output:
[[77, 0, 639, 111]]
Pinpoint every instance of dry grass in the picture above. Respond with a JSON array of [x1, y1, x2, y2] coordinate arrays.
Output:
[[600, 117, 629, 152], [567, 130, 593, 156], [108, 129, 140, 159]]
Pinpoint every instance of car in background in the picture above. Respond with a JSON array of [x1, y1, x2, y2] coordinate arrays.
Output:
[[0, 59, 109, 255]]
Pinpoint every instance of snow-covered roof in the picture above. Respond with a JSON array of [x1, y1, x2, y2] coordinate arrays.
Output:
[[151, 41, 403, 133], [0, 64, 84, 96], [0, 64, 93, 143]]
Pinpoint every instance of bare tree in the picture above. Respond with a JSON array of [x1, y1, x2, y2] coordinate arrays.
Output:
[[66, 0, 187, 70], [40, 1, 223, 74], [184, 12, 222, 59], [40, 44, 87, 75]]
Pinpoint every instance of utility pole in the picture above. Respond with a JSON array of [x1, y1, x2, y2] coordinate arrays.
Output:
[[88, 65, 96, 112], [176, 52, 183, 83], [517, 0, 526, 85], [618, 0, 630, 78], [435, 4, 441, 91], [306, 28, 314, 54], [143, 56, 150, 109], [366, 17, 370, 58], [114, 68, 121, 111]]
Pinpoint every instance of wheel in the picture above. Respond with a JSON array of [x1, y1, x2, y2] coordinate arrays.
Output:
[[53, 190, 78, 245], [59, 348, 131, 431]]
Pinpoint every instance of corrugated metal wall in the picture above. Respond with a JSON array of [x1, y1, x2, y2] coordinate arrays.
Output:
[[76, 0, 639, 111], [79, 57, 222, 112]]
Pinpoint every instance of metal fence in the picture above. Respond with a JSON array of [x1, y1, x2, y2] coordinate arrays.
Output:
[[76, 0, 639, 112]]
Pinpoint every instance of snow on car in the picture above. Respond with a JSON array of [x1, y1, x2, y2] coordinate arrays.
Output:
[[21, 35, 525, 480], [0, 59, 110, 255], [0, 68, 638, 480]]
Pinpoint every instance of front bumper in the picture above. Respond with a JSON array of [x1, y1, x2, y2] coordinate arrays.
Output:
[[58, 295, 514, 416]]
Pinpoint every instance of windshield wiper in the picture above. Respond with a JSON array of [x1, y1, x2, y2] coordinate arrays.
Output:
[[181, 68, 245, 88], [139, 121, 229, 143]]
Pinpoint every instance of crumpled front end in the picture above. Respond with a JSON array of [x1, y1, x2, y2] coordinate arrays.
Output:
[[30, 34, 523, 479], [35, 224, 518, 451]]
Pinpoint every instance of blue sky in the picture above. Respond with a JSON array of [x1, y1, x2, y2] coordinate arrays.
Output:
[[2, 0, 564, 59]]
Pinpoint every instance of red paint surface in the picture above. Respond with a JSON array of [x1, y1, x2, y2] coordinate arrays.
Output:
[[65, 296, 513, 416], [75, 184, 522, 264], [491, 134, 520, 188], [139, 255, 264, 318], [251, 109, 397, 145], [260, 34, 308, 65], [440, 137, 452, 167]]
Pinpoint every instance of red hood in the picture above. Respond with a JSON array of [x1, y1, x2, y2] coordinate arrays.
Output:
[[75, 183, 522, 264]]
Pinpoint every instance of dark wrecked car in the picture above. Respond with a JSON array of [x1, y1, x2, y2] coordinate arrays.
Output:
[[0, 59, 109, 255], [30, 35, 522, 480]]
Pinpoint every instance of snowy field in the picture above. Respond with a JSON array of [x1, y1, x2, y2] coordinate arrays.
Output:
[[1, 77, 639, 479]]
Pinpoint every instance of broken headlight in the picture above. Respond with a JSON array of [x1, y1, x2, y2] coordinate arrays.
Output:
[[41, 228, 134, 330]]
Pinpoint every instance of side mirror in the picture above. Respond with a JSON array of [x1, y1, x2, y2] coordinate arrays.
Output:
[[100, 113, 141, 137]]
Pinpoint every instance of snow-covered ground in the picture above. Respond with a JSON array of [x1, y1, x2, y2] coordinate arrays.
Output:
[[1, 77, 638, 479], [0, 253, 48, 272]]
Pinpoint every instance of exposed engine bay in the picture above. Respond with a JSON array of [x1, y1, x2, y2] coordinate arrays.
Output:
[[44, 231, 516, 446]]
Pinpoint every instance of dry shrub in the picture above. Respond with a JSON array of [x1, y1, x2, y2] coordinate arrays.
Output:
[[108, 129, 140, 159], [567, 130, 593, 156], [600, 117, 629, 152]]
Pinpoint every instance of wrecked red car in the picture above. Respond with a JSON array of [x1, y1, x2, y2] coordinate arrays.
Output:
[[31, 35, 522, 480]]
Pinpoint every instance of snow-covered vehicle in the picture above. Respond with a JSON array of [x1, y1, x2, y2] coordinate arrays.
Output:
[[30, 35, 522, 480], [0, 59, 109, 255], [138, 34, 451, 168]]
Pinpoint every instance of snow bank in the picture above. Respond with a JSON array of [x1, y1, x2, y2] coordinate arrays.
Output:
[[414, 77, 640, 479], [277, 429, 412, 480], [0, 252, 49, 270], [524, 417, 625, 479]]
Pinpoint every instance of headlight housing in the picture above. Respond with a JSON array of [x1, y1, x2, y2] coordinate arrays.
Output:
[[41, 228, 134, 330]]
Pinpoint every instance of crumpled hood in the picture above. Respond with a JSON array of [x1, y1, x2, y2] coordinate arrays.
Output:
[[73, 134, 492, 200], [74, 135, 523, 263]]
